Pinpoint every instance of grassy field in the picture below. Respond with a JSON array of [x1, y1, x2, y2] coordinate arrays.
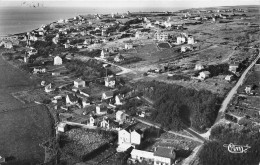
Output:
[[0, 50, 54, 164], [0, 105, 54, 164]]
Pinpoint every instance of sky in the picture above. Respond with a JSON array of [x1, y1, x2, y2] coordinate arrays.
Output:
[[0, 0, 259, 8]]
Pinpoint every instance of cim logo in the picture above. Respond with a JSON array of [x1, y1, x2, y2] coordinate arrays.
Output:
[[223, 143, 251, 153]]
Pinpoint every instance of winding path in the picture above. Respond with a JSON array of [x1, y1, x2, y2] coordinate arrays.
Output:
[[200, 51, 260, 139]]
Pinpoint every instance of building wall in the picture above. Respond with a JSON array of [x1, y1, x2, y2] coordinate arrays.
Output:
[[131, 131, 141, 145], [118, 130, 131, 144]]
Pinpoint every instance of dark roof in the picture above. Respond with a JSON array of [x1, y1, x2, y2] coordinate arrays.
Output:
[[134, 129, 143, 135], [104, 91, 114, 98], [67, 94, 78, 102], [105, 76, 115, 82], [154, 146, 176, 159], [80, 88, 90, 94]]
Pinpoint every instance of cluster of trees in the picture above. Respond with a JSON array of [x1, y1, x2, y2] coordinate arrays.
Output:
[[135, 81, 222, 132], [65, 59, 113, 80], [32, 40, 55, 58], [70, 38, 85, 45], [79, 49, 101, 58], [117, 98, 143, 116], [199, 124, 260, 165], [105, 18, 143, 34]]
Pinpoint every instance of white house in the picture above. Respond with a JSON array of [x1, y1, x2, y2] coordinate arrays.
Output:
[[100, 117, 110, 129], [45, 83, 53, 93], [114, 54, 125, 62], [130, 146, 176, 165], [164, 21, 172, 28], [194, 64, 204, 71], [33, 67, 46, 74], [154, 32, 169, 41], [74, 78, 85, 88], [105, 76, 116, 88], [245, 85, 253, 94], [187, 35, 195, 44], [52, 37, 59, 44], [118, 129, 131, 144], [102, 91, 114, 100], [135, 31, 142, 38], [130, 149, 154, 163], [116, 110, 126, 122], [28, 48, 37, 56], [225, 75, 234, 81], [81, 98, 90, 108], [115, 94, 124, 105], [54, 56, 62, 65], [125, 43, 133, 49], [130, 130, 143, 145], [96, 103, 108, 115], [177, 36, 186, 44], [57, 122, 67, 132], [198, 71, 210, 80], [66, 94, 78, 105], [117, 129, 143, 152], [3, 41, 13, 49], [229, 63, 239, 73], [181, 45, 193, 53], [89, 115, 95, 126], [64, 43, 70, 48], [100, 49, 109, 59]]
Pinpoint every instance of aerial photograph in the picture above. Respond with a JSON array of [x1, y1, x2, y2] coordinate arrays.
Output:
[[0, 0, 259, 164]]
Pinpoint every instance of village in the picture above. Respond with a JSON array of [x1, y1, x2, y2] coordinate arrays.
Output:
[[0, 5, 259, 165]]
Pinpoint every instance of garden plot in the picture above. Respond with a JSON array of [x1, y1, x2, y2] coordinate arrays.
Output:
[[60, 128, 113, 161]]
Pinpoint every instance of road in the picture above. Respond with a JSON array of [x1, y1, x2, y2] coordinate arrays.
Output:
[[134, 117, 204, 143], [95, 57, 136, 75], [200, 51, 260, 139]]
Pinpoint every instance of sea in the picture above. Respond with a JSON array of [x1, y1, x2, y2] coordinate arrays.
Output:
[[0, 6, 184, 36]]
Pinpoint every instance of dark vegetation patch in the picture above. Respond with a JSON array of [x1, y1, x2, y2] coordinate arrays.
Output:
[[135, 81, 222, 133], [65, 59, 113, 80], [199, 124, 260, 165]]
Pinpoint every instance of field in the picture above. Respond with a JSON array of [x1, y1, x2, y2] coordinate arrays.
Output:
[[0, 105, 54, 164], [12, 88, 51, 104], [157, 42, 171, 49], [0, 50, 54, 164]]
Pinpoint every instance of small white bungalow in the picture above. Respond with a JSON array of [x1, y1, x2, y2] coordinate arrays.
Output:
[[74, 78, 85, 88], [66, 94, 78, 105], [54, 56, 62, 65], [57, 122, 67, 132], [116, 110, 126, 122], [115, 94, 124, 105], [114, 54, 125, 62], [198, 71, 210, 80], [125, 43, 133, 49], [45, 83, 53, 93], [194, 64, 204, 71], [105, 76, 116, 88], [102, 91, 114, 100]]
